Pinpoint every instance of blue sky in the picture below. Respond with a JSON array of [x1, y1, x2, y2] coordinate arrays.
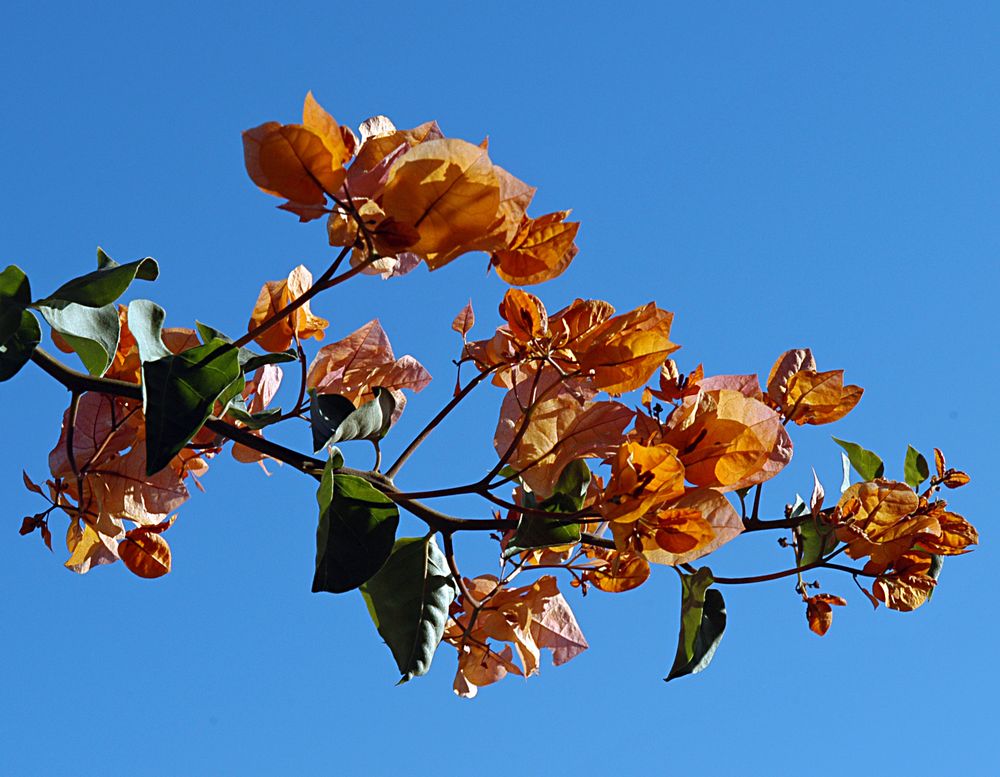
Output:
[[2, 2, 997, 775]]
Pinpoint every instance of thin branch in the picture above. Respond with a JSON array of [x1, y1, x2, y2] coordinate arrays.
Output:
[[384, 366, 494, 479], [231, 244, 352, 350], [710, 552, 867, 586]]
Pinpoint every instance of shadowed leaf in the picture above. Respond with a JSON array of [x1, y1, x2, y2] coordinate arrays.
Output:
[[361, 536, 456, 683], [666, 567, 727, 682], [312, 467, 399, 594]]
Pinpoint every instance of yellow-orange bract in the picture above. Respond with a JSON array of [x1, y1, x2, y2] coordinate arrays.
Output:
[[381, 138, 504, 267], [247, 265, 329, 352], [834, 476, 977, 611], [467, 290, 677, 394], [600, 441, 686, 524], [766, 348, 862, 425], [492, 211, 580, 285], [244, 95, 579, 282], [659, 388, 789, 491], [243, 92, 353, 210]]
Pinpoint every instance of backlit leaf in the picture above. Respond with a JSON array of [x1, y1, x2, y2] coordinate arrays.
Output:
[[127, 299, 172, 363], [505, 460, 591, 557], [904, 445, 930, 490], [451, 300, 475, 338], [832, 437, 885, 482], [665, 567, 727, 682]]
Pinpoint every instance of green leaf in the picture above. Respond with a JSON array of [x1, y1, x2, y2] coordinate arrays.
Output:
[[665, 567, 727, 682], [142, 338, 241, 474], [504, 460, 589, 557], [903, 445, 930, 491], [310, 388, 396, 451], [225, 405, 283, 430], [360, 536, 457, 683], [34, 249, 158, 308], [832, 437, 885, 482], [544, 458, 591, 513], [0, 310, 41, 382], [0, 265, 31, 346], [927, 554, 944, 601], [195, 321, 296, 373], [840, 452, 851, 493], [794, 515, 838, 567], [788, 494, 808, 521], [496, 465, 521, 482], [312, 466, 399, 594], [127, 299, 171, 363], [36, 302, 120, 376]]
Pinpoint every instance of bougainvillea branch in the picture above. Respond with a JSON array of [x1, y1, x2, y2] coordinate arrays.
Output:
[[2, 92, 976, 697]]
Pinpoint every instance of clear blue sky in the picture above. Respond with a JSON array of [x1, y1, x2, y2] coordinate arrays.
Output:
[[2, 2, 997, 774]]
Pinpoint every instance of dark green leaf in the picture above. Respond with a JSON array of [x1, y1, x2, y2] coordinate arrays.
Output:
[[225, 405, 283, 430], [127, 299, 171, 363], [195, 321, 296, 373], [504, 460, 590, 557], [361, 536, 457, 683], [927, 554, 944, 601], [794, 516, 838, 567], [832, 437, 885, 482], [142, 338, 241, 474], [34, 249, 158, 308], [0, 265, 31, 346], [0, 310, 41, 382], [312, 465, 399, 594], [36, 302, 120, 376], [665, 567, 727, 682], [311, 388, 396, 451], [903, 445, 930, 491]]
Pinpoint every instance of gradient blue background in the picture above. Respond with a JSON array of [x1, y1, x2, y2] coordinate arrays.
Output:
[[2, 2, 997, 775]]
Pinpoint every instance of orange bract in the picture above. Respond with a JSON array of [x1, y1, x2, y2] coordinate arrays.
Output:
[[242, 92, 352, 214], [306, 320, 431, 421], [247, 265, 329, 352], [467, 292, 677, 394], [119, 519, 173, 579], [601, 441, 686, 524], [805, 593, 847, 636], [492, 211, 580, 286], [767, 349, 862, 425], [381, 138, 504, 268], [494, 373, 632, 498], [444, 575, 587, 698]]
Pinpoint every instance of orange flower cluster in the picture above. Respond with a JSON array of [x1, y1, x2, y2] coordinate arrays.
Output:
[[834, 458, 977, 611], [443, 575, 588, 698], [244, 94, 579, 284]]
